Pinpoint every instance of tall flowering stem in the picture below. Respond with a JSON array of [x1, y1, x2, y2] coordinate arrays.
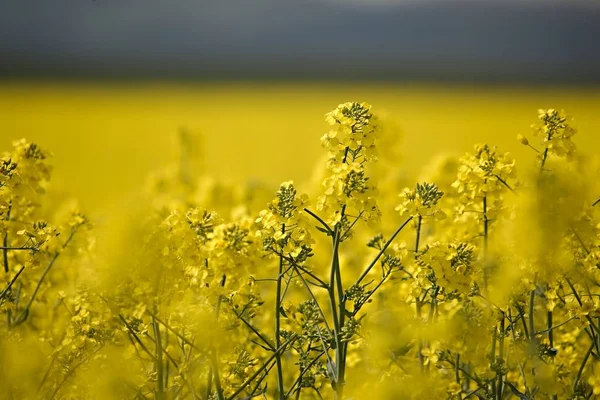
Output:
[[256, 181, 313, 398], [275, 222, 286, 399], [397, 181, 445, 372]]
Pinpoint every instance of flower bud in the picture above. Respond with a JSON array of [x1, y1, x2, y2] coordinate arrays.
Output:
[[434, 209, 447, 221], [517, 134, 529, 146]]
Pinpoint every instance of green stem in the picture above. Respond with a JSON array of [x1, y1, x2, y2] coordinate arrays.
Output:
[[16, 228, 78, 324], [211, 296, 225, 400], [328, 226, 344, 399], [490, 327, 497, 395], [455, 353, 462, 399], [538, 129, 551, 181], [3, 202, 11, 273], [285, 351, 326, 398], [482, 193, 489, 293], [291, 264, 331, 333], [483, 195, 488, 255], [547, 311, 554, 348], [2, 234, 8, 274], [414, 215, 425, 373], [414, 214, 422, 259], [226, 335, 297, 400], [210, 349, 225, 400], [496, 317, 505, 400], [233, 308, 276, 351], [335, 240, 346, 400], [573, 340, 595, 391], [303, 208, 333, 235], [208, 277, 226, 400], [275, 223, 286, 400], [355, 216, 413, 286], [0, 265, 24, 301], [528, 290, 536, 349], [153, 316, 165, 400], [205, 369, 214, 400], [539, 147, 549, 179], [508, 308, 530, 396]]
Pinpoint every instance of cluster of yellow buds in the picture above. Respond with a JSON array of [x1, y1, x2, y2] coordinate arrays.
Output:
[[396, 182, 446, 220], [255, 181, 314, 261], [318, 102, 382, 226]]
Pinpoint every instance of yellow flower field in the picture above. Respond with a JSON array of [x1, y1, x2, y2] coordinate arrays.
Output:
[[1, 82, 600, 399], [1, 82, 599, 213]]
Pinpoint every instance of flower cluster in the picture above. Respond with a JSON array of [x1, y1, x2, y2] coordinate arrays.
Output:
[[532, 108, 577, 160], [321, 101, 378, 162], [318, 102, 381, 226], [3, 105, 600, 400], [396, 181, 446, 220], [255, 181, 313, 261]]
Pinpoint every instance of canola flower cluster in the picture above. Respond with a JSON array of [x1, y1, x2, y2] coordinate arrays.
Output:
[[1, 104, 600, 400]]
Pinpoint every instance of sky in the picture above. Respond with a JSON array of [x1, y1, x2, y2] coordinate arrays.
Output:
[[1, 0, 599, 82]]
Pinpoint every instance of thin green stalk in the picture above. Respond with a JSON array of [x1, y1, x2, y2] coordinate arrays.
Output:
[[355, 216, 413, 286], [508, 309, 530, 396], [119, 314, 155, 360], [0, 265, 24, 301], [233, 308, 276, 351], [285, 350, 326, 398], [351, 270, 393, 317], [210, 348, 225, 400], [513, 305, 529, 340], [16, 228, 78, 324], [2, 233, 8, 274], [152, 317, 165, 400], [539, 147, 549, 179], [482, 195, 488, 255], [536, 315, 576, 335], [163, 329, 169, 392], [414, 215, 425, 373], [207, 274, 226, 400], [564, 277, 600, 354], [303, 208, 333, 235], [528, 290, 536, 349], [455, 353, 462, 400], [490, 327, 497, 395], [205, 369, 213, 400], [37, 354, 56, 395], [414, 214, 422, 259], [287, 260, 328, 288], [248, 359, 277, 398], [482, 193, 489, 292], [416, 299, 424, 373], [494, 174, 514, 192], [546, 310, 560, 400], [226, 334, 297, 400], [0, 246, 37, 251], [3, 202, 11, 273], [327, 226, 343, 399], [49, 345, 103, 399], [573, 340, 595, 391], [496, 317, 505, 400], [275, 223, 286, 400], [339, 211, 364, 241], [597, 318, 600, 359], [291, 264, 332, 333], [547, 311, 554, 348], [538, 129, 551, 185], [146, 311, 203, 353], [334, 232, 346, 400]]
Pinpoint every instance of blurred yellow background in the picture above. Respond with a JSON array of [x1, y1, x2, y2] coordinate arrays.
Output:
[[1, 82, 598, 215]]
